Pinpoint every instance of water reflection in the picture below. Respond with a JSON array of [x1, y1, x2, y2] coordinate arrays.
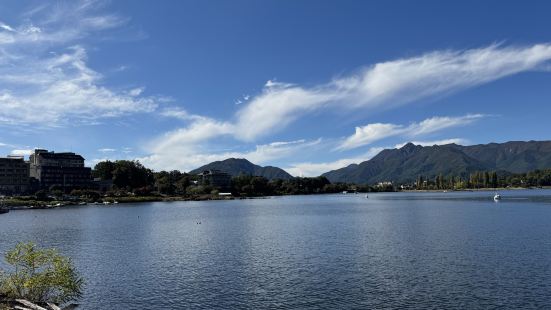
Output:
[[1, 190, 551, 309]]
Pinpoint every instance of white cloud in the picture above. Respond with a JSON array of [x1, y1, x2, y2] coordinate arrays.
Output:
[[284, 147, 385, 177], [338, 114, 484, 150], [220, 43, 551, 141], [0, 22, 15, 32], [10, 149, 33, 156], [149, 43, 551, 171], [338, 123, 403, 150], [0, 1, 157, 127], [139, 138, 320, 173], [160, 107, 206, 121], [98, 148, 116, 153]]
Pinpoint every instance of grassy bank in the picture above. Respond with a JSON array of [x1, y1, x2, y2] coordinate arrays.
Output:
[[2, 194, 238, 210]]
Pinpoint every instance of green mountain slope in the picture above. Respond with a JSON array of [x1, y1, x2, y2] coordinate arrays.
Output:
[[189, 158, 293, 180], [322, 141, 551, 184]]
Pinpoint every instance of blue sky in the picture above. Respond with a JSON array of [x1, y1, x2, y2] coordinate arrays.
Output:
[[1, 0, 551, 176]]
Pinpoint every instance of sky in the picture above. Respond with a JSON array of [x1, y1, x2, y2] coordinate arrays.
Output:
[[0, 0, 551, 177]]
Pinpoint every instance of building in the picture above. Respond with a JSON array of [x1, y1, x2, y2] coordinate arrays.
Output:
[[29, 149, 92, 191], [0, 156, 30, 194], [92, 178, 114, 192], [198, 170, 232, 189]]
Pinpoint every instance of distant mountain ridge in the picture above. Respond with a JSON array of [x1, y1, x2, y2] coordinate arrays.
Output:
[[322, 140, 551, 184], [189, 158, 293, 180]]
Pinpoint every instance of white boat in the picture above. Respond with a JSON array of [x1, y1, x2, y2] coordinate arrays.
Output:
[[493, 193, 501, 201], [365, 194, 369, 198]]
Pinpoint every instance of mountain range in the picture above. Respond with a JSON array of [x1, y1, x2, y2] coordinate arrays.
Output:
[[190, 141, 551, 184], [322, 140, 551, 184], [189, 158, 293, 180]]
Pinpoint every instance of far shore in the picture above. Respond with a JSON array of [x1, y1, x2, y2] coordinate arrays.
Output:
[[3, 186, 551, 211], [3, 194, 240, 210], [402, 186, 551, 193]]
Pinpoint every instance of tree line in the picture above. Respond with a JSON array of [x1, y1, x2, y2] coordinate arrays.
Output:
[[414, 169, 551, 190], [90, 160, 391, 197]]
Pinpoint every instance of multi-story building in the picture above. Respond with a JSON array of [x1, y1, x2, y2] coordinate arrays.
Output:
[[29, 149, 92, 191], [0, 156, 30, 194], [198, 170, 232, 189]]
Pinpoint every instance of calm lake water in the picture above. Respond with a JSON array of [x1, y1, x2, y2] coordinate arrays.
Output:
[[2, 190, 551, 309]]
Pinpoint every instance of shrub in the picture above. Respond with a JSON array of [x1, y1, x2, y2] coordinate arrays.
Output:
[[0, 242, 83, 305]]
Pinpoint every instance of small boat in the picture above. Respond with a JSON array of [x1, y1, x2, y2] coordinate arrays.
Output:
[[365, 194, 369, 199], [0, 208, 9, 214], [493, 193, 501, 201]]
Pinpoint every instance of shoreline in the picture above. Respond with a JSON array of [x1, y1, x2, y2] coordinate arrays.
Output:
[[402, 186, 551, 193], [2, 194, 275, 210], [3, 187, 551, 210]]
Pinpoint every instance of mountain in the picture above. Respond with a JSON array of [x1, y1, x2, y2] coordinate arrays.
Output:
[[322, 141, 551, 184], [189, 158, 293, 180]]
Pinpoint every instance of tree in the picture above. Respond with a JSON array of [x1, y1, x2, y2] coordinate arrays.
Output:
[[0, 242, 83, 305], [92, 160, 116, 180], [416, 175, 424, 189]]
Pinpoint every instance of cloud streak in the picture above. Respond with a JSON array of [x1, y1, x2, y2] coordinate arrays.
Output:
[[230, 43, 551, 141], [338, 114, 484, 150], [0, 0, 157, 127], [147, 43, 551, 172], [140, 138, 321, 172], [284, 147, 385, 177]]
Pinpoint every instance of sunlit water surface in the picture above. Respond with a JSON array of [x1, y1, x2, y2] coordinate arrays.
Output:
[[2, 190, 551, 309]]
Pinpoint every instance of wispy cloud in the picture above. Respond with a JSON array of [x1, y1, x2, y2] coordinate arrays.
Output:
[[140, 138, 321, 172], [338, 114, 484, 150], [0, 22, 15, 32], [0, 1, 157, 127], [284, 147, 385, 177], [148, 43, 551, 171], [230, 43, 551, 141], [160, 107, 207, 122], [98, 148, 116, 153]]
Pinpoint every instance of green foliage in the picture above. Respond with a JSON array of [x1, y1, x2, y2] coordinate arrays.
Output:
[[0, 242, 83, 305], [228, 175, 375, 196], [93, 160, 154, 190], [189, 158, 293, 181], [186, 185, 213, 195], [322, 141, 551, 185], [51, 190, 63, 199], [92, 160, 116, 180], [34, 190, 48, 201], [154, 170, 191, 195], [411, 169, 551, 190]]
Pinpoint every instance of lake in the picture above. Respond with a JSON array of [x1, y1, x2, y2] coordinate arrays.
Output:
[[2, 190, 551, 309]]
